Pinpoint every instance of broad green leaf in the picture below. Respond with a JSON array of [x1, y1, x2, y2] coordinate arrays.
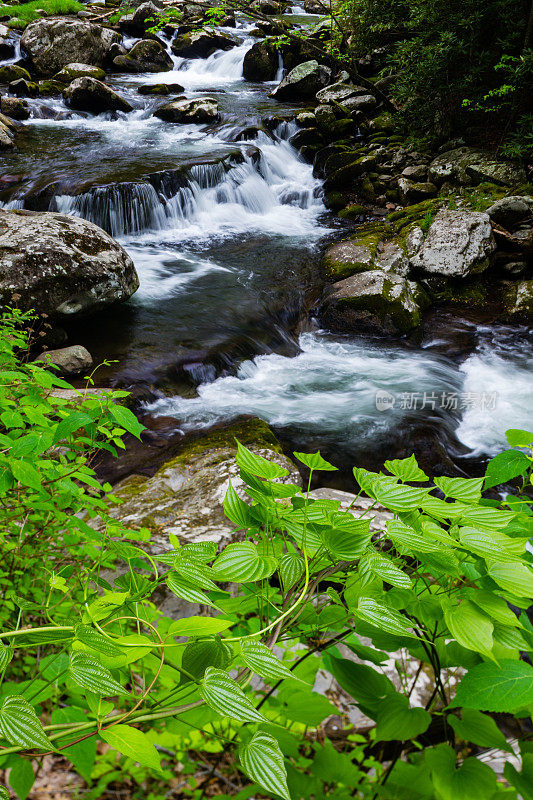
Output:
[[459, 527, 518, 562], [4, 755, 34, 800], [166, 573, 218, 609], [359, 550, 412, 588], [100, 724, 161, 771], [420, 496, 467, 520], [168, 616, 232, 638], [459, 506, 516, 529], [223, 479, 253, 528], [10, 460, 41, 491], [492, 622, 529, 651], [239, 731, 290, 800], [375, 694, 430, 741], [448, 708, 510, 751], [235, 441, 288, 479], [76, 625, 123, 657], [443, 600, 493, 657], [241, 640, 300, 683], [180, 542, 217, 563], [504, 753, 533, 800], [108, 405, 145, 439], [373, 482, 430, 511], [324, 655, 396, 716], [385, 454, 428, 482], [199, 667, 266, 723], [85, 592, 130, 623], [452, 660, 533, 711], [488, 561, 533, 599], [182, 638, 233, 679], [69, 652, 129, 697], [426, 745, 498, 800], [0, 696, 53, 750], [293, 451, 337, 471], [484, 449, 531, 489], [505, 428, 533, 448], [173, 553, 218, 591], [356, 597, 415, 638], [51, 707, 96, 780], [387, 519, 441, 553], [279, 551, 304, 590], [322, 516, 371, 560], [53, 411, 94, 442], [434, 476, 484, 504], [212, 542, 278, 582], [468, 589, 521, 627], [0, 645, 13, 673]]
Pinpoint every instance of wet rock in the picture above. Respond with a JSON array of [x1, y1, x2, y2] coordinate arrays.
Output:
[[137, 82, 184, 95], [0, 96, 29, 121], [270, 59, 332, 100], [296, 111, 316, 127], [320, 269, 426, 335], [154, 96, 219, 123], [0, 209, 139, 318], [38, 79, 64, 96], [53, 62, 106, 82], [401, 164, 428, 182], [0, 25, 16, 60], [21, 19, 120, 76], [398, 177, 437, 203], [113, 39, 173, 73], [315, 82, 368, 105], [485, 196, 533, 229], [323, 240, 376, 278], [428, 146, 526, 187], [410, 210, 495, 278], [171, 29, 238, 59], [63, 77, 133, 113], [95, 418, 301, 550], [34, 344, 93, 376], [243, 40, 279, 81], [340, 93, 376, 114], [118, 2, 162, 36], [0, 120, 15, 150], [9, 78, 38, 97], [504, 279, 533, 319], [0, 64, 31, 83]]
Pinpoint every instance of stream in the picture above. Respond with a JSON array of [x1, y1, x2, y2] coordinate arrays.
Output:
[[1, 12, 532, 478]]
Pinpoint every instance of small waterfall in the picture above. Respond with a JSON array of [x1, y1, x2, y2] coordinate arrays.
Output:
[[275, 51, 285, 83], [170, 39, 251, 85]]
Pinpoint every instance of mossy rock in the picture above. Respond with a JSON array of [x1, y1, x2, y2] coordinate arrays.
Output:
[[322, 220, 388, 278], [338, 203, 367, 219], [0, 64, 31, 83], [38, 79, 64, 96]]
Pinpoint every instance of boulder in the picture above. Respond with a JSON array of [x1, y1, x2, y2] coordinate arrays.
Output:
[[0, 120, 15, 150], [401, 165, 428, 182], [95, 418, 301, 551], [0, 96, 29, 121], [0, 25, 16, 61], [504, 280, 533, 319], [53, 62, 106, 82], [429, 146, 526, 187], [243, 40, 279, 82], [251, 0, 284, 13], [9, 78, 38, 97], [137, 82, 184, 95], [339, 93, 376, 114], [270, 60, 331, 100], [410, 210, 495, 278], [315, 82, 368, 105], [119, 1, 165, 35], [35, 344, 93, 376], [21, 19, 120, 76], [63, 77, 133, 113], [398, 177, 437, 203], [485, 196, 533, 229], [171, 29, 238, 59], [154, 96, 219, 123], [320, 270, 426, 335], [0, 209, 139, 317], [0, 64, 31, 83], [113, 39, 173, 73]]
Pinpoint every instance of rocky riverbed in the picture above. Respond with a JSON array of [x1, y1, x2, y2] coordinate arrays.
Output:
[[0, 0, 532, 499]]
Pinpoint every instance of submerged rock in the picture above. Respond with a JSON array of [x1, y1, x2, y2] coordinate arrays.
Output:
[[113, 39, 173, 73], [154, 96, 219, 123], [35, 344, 94, 376], [410, 210, 495, 278], [64, 77, 133, 113], [0, 209, 139, 317], [137, 82, 184, 95], [97, 418, 301, 550], [21, 19, 120, 76], [270, 60, 332, 100]]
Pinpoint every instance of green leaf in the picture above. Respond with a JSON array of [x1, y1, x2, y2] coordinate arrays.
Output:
[[239, 731, 290, 800], [459, 506, 516, 529], [100, 724, 161, 771], [182, 638, 233, 679], [235, 441, 289, 479], [212, 542, 278, 582], [293, 451, 337, 471], [375, 694, 431, 741], [51, 707, 96, 780], [85, 591, 130, 623], [322, 517, 371, 560], [69, 652, 129, 697], [4, 755, 34, 800], [484, 449, 531, 489], [168, 616, 232, 638], [223, 479, 253, 528], [384, 454, 428, 482], [359, 550, 412, 588], [448, 708, 510, 751], [356, 597, 415, 638], [504, 753, 533, 800], [0, 696, 53, 750], [433, 476, 484, 504], [443, 600, 493, 657], [459, 527, 518, 562], [10, 460, 41, 491], [505, 428, 533, 448], [53, 411, 94, 443], [241, 640, 300, 683], [75, 625, 123, 657], [373, 482, 431, 511], [108, 404, 145, 440], [452, 660, 533, 711], [426, 745, 498, 800], [387, 519, 441, 553], [279, 551, 304, 590], [166, 573, 218, 609], [324, 655, 396, 716], [488, 561, 533, 599], [0, 645, 13, 673], [200, 667, 266, 723], [468, 590, 520, 627]]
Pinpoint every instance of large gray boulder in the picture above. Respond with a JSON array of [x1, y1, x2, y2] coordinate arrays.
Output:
[[119, 2, 164, 36], [171, 29, 238, 59], [410, 210, 495, 278], [21, 19, 120, 76], [485, 196, 533, 229], [53, 62, 106, 82], [0, 209, 139, 317], [320, 270, 427, 335], [270, 60, 332, 100], [154, 96, 219, 123], [428, 146, 526, 187], [315, 82, 368, 105], [113, 39, 173, 73], [35, 344, 93, 376], [64, 77, 133, 113]]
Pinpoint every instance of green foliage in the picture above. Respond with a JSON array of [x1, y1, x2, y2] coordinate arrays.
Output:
[[0, 310, 532, 798], [0, 0, 84, 28]]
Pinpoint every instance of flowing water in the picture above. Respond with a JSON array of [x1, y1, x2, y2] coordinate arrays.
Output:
[[1, 14, 532, 476]]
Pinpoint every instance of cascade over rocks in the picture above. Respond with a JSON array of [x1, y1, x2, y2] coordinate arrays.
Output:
[[20, 19, 120, 76], [171, 29, 238, 59], [270, 60, 332, 100], [0, 209, 139, 318], [63, 77, 133, 113], [154, 96, 219, 123], [113, 39, 173, 73]]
